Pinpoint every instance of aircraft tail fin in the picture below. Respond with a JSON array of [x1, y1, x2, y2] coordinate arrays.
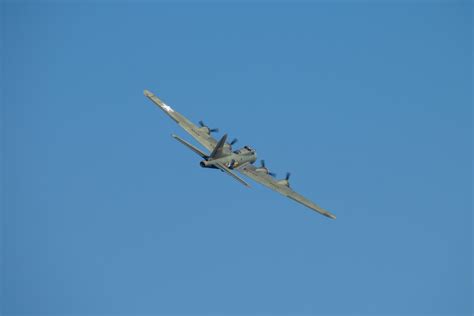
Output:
[[209, 134, 228, 159]]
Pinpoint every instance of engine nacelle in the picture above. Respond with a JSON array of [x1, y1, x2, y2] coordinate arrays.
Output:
[[198, 121, 218, 135], [199, 126, 211, 135]]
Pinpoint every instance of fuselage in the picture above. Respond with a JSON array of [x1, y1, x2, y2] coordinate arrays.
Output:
[[200, 145, 257, 169]]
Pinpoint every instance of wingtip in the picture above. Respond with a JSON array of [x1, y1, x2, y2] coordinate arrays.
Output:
[[144, 89, 153, 97]]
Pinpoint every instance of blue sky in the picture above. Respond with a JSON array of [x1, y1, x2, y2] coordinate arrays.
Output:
[[2, 1, 472, 315]]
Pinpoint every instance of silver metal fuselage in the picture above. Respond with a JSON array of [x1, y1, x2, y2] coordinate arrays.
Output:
[[200, 148, 257, 169]]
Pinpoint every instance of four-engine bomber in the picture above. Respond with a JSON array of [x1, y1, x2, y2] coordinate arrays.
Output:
[[144, 89, 336, 219]]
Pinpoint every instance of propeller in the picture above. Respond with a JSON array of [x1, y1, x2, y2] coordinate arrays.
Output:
[[230, 138, 238, 146], [285, 172, 291, 180], [198, 120, 219, 133], [260, 160, 276, 177]]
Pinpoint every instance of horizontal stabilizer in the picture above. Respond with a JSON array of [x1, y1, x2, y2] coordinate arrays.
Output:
[[172, 134, 208, 158], [216, 163, 250, 187]]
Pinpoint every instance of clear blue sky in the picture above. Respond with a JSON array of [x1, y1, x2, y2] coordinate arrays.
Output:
[[2, 2, 472, 315]]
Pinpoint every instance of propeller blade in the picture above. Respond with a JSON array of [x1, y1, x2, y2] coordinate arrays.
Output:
[[261, 160, 266, 168], [199, 120, 205, 127], [230, 138, 238, 146], [285, 172, 291, 180], [209, 128, 219, 133], [269, 172, 276, 177]]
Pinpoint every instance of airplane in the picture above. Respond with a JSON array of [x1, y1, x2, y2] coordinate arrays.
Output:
[[144, 89, 336, 220]]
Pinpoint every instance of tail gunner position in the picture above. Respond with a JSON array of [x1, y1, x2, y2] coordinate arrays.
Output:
[[144, 89, 336, 219]]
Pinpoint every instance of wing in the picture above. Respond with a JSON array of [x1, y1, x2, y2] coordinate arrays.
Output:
[[144, 89, 219, 153], [237, 164, 336, 219]]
